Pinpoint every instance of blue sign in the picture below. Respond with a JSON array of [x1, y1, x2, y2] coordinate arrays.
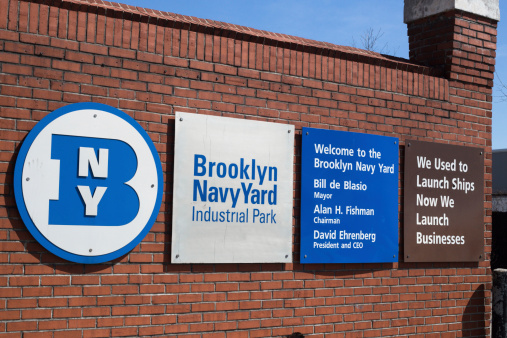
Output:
[[14, 103, 163, 264], [300, 127, 399, 263]]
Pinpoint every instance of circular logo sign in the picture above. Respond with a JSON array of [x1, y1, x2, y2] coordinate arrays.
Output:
[[14, 103, 163, 263]]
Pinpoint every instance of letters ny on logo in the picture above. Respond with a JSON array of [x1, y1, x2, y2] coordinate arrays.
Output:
[[14, 103, 163, 264]]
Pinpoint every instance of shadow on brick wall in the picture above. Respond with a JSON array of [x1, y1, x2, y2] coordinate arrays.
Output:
[[163, 118, 175, 268], [462, 284, 486, 337]]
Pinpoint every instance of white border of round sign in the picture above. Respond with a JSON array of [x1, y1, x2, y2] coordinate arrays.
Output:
[[14, 103, 163, 264]]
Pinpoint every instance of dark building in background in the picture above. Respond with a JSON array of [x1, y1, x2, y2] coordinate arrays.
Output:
[[493, 149, 507, 269]]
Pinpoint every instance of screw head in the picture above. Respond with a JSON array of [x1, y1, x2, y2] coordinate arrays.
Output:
[[89, 249, 92, 252], [175, 254, 179, 258], [93, 114, 97, 118], [304, 255, 307, 258], [179, 118, 183, 121], [26, 177, 30, 181]]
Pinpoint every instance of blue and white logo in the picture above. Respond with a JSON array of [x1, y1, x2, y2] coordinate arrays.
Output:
[[14, 103, 163, 264]]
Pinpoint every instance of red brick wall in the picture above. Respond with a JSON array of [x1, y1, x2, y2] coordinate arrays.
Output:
[[0, 0, 495, 336]]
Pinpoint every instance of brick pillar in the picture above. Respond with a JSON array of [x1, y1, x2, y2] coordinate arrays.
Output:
[[404, 0, 499, 87]]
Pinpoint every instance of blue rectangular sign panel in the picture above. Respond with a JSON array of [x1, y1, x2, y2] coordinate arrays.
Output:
[[300, 127, 399, 263]]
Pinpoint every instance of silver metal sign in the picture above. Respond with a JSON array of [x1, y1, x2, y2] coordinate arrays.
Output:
[[171, 112, 295, 263]]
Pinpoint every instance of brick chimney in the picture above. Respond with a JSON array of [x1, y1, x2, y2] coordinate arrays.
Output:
[[404, 0, 499, 88]]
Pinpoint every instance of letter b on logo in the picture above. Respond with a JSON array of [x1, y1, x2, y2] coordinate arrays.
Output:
[[49, 135, 139, 226]]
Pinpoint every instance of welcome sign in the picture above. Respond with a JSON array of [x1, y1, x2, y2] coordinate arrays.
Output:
[[171, 112, 294, 263], [300, 128, 399, 263]]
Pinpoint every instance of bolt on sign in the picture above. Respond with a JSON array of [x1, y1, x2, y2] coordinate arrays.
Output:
[[171, 112, 295, 264], [403, 140, 484, 262], [300, 127, 399, 263], [14, 103, 163, 264]]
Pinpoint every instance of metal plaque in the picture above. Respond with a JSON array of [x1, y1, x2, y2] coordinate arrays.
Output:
[[14, 103, 163, 264], [171, 112, 294, 263], [404, 140, 484, 262], [300, 127, 399, 263]]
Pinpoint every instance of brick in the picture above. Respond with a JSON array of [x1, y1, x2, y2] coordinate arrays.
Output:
[[7, 320, 37, 332], [22, 309, 52, 319]]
